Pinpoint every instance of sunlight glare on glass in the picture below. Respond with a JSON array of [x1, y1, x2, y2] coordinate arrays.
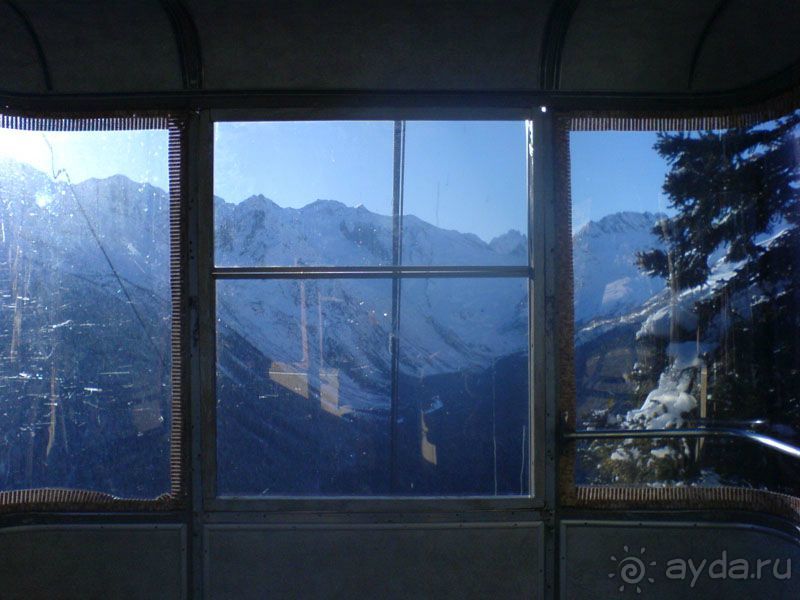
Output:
[[0, 128, 168, 189]]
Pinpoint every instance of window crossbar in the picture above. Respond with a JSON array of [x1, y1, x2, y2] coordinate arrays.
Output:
[[212, 265, 532, 279]]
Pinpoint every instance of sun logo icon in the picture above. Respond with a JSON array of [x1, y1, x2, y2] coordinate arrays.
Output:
[[608, 545, 656, 594]]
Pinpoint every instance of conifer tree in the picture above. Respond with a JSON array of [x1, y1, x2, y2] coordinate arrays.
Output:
[[632, 112, 800, 491]]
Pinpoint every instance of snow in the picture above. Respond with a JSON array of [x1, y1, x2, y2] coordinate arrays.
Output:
[[621, 342, 713, 430], [572, 211, 666, 323], [0, 156, 531, 416], [666, 341, 713, 370], [637, 302, 698, 339], [609, 449, 627, 461], [608, 445, 642, 462], [214, 193, 530, 380], [35, 192, 53, 208], [625, 367, 697, 430], [0, 160, 171, 304], [650, 446, 673, 459]]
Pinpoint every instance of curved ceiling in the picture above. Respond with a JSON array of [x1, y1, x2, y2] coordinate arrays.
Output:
[[0, 0, 798, 103]]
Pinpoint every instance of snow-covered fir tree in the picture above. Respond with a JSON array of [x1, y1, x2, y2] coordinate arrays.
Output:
[[587, 112, 800, 492]]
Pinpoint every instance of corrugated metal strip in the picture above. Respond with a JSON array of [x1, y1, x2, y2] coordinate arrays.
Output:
[[573, 485, 800, 522], [168, 117, 186, 501], [0, 114, 170, 131], [562, 87, 800, 132], [0, 488, 176, 512], [554, 118, 578, 506]]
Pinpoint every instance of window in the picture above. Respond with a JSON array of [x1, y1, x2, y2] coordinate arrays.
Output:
[[568, 112, 800, 496], [213, 120, 531, 497], [0, 120, 178, 501]]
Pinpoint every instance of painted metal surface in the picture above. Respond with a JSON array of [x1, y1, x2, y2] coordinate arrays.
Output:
[[0, 524, 186, 599], [205, 522, 544, 600], [561, 519, 800, 599]]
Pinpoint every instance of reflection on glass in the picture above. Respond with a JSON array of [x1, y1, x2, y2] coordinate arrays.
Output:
[[0, 128, 171, 497], [213, 119, 533, 497], [216, 279, 393, 496], [214, 121, 395, 267], [571, 113, 800, 495], [216, 276, 530, 497], [396, 277, 529, 495], [402, 121, 528, 266]]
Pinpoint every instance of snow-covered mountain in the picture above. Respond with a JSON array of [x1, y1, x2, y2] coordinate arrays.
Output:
[[1, 157, 678, 418], [211, 187, 532, 494], [0, 159, 529, 406], [0, 158, 682, 415], [0, 158, 171, 293], [214, 195, 529, 412], [0, 159, 173, 497], [6, 157, 706, 493], [572, 211, 666, 324], [215, 194, 528, 268]]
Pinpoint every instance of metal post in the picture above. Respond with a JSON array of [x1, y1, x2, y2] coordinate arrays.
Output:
[[389, 120, 406, 492]]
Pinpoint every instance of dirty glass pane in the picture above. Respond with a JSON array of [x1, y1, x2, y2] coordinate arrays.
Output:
[[0, 127, 171, 498], [571, 112, 800, 495], [214, 121, 394, 267], [401, 121, 528, 266], [395, 277, 530, 495], [216, 276, 531, 497], [216, 279, 393, 496], [214, 119, 532, 498]]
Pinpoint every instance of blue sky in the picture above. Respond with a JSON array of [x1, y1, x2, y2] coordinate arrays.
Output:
[[0, 128, 168, 189], [214, 120, 395, 216], [214, 121, 673, 241], [0, 123, 674, 242], [214, 121, 530, 242], [570, 131, 672, 232]]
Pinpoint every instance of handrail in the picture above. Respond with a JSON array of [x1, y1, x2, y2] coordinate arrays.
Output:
[[563, 427, 800, 461]]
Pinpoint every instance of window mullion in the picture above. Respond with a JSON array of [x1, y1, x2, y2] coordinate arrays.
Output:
[[389, 120, 406, 492]]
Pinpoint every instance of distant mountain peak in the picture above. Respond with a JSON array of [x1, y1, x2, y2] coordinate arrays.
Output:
[[301, 198, 349, 212], [489, 229, 527, 254], [237, 193, 279, 209], [78, 173, 136, 185], [573, 210, 666, 324], [576, 210, 667, 237]]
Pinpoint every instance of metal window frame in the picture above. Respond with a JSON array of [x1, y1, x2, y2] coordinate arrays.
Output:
[[197, 108, 553, 513], [555, 107, 800, 529]]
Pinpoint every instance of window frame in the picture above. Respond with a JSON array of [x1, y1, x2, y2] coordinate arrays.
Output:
[[555, 109, 800, 520], [197, 108, 550, 512], [0, 113, 187, 512]]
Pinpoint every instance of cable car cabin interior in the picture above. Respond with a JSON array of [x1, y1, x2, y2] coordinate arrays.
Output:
[[1, 1, 800, 599]]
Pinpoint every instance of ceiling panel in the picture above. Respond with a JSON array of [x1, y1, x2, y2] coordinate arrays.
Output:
[[189, 0, 549, 91], [0, 2, 48, 93], [19, 0, 182, 93], [559, 0, 720, 92], [0, 1, 796, 99], [692, 0, 800, 92]]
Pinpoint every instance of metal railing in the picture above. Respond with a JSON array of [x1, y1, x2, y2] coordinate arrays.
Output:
[[563, 427, 800, 461]]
